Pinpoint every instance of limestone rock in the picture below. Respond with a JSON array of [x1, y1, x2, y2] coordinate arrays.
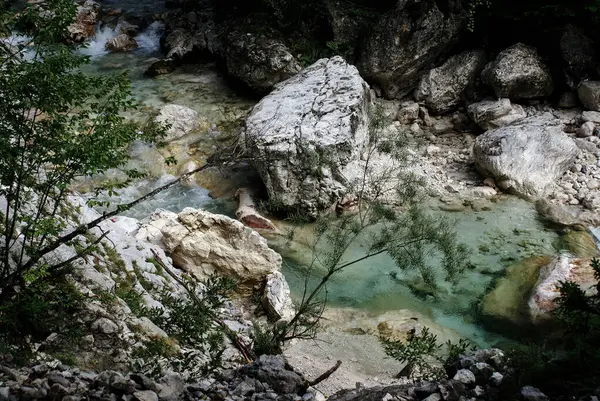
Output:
[[105, 34, 138, 52], [481, 43, 554, 100], [244, 56, 372, 217], [155, 104, 199, 141], [67, 0, 101, 43], [357, 0, 465, 99], [521, 386, 549, 401], [578, 81, 600, 111], [262, 271, 295, 321], [414, 50, 486, 114], [397, 102, 420, 124], [529, 255, 598, 322], [582, 111, 600, 124], [159, 208, 282, 295], [473, 115, 579, 198], [467, 98, 526, 131], [223, 30, 301, 94]]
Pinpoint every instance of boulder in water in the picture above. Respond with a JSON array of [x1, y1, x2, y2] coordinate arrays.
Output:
[[414, 50, 487, 114], [481, 43, 554, 100], [357, 0, 465, 99], [473, 115, 579, 198], [243, 56, 371, 217], [145, 59, 176, 77], [105, 34, 138, 52]]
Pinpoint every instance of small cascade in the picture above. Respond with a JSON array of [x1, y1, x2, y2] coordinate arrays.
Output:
[[80, 21, 164, 60], [80, 24, 118, 59]]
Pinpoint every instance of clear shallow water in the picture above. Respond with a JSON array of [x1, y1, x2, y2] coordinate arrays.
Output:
[[280, 197, 559, 347]]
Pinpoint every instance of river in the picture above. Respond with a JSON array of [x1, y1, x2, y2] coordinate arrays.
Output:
[[79, 2, 584, 351]]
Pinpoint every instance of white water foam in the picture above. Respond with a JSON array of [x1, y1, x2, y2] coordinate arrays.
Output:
[[80, 21, 164, 60]]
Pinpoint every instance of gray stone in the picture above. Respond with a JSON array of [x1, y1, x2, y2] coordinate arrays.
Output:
[[467, 98, 526, 131], [575, 138, 599, 153], [397, 102, 420, 124], [422, 393, 442, 401], [490, 372, 503, 386], [223, 30, 301, 95], [110, 377, 137, 394], [0, 387, 9, 401], [262, 271, 295, 321], [473, 115, 579, 198], [415, 50, 486, 114], [357, 0, 465, 99], [578, 81, 600, 111], [239, 355, 307, 394], [578, 121, 596, 137], [243, 56, 371, 217], [157, 373, 185, 401], [133, 390, 159, 401], [453, 369, 476, 386], [469, 362, 494, 384], [521, 386, 549, 401], [91, 318, 119, 334], [582, 111, 600, 123], [482, 43, 554, 100]]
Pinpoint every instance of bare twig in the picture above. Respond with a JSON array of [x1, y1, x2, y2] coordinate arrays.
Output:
[[309, 360, 342, 387]]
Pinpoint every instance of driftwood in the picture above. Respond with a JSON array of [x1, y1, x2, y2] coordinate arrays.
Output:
[[309, 360, 342, 387]]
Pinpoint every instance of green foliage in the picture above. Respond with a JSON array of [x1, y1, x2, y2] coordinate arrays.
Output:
[[380, 328, 475, 380], [0, 0, 165, 299], [265, 104, 469, 353], [0, 277, 85, 364], [251, 321, 285, 356], [132, 275, 236, 378]]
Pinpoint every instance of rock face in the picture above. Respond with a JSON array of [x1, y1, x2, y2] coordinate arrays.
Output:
[[105, 34, 138, 52], [481, 43, 554, 100], [467, 98, 526, 131], [528, 255, 597, 322], [473, 115, 579, 198], [357, 0, 465, 99], [153, 208, 282, 295], [223, 30, 301, 94], [244, 56, 372, 216], [262, 271, 295, 321], [67, 0, 101, 43], [154, 104, 199, 141], [578, 81, 600, 111], [414, 50, 486, 114]]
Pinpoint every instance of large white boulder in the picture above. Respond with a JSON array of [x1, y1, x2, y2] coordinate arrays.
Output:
[[473, 115, 579, 198], [155, 208, 282, 295], [243, 56, 372, 217]]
